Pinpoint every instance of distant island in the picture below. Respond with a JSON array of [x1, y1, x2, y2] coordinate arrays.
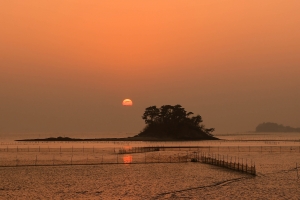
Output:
[[136, 105, 217, 140], [16, 104, 218, 141], [256, 122, 300, 132]]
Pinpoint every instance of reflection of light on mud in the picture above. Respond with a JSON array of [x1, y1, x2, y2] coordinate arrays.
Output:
[[123, 155, 132, 164], [123, 146, 132, 150]]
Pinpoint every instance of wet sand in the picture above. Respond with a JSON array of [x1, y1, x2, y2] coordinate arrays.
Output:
[[1, 134, 300, 199]]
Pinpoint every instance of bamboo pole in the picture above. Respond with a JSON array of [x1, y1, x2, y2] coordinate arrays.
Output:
[[296, 163, 299, 179]]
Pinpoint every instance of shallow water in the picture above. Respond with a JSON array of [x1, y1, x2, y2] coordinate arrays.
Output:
[[0, 132, 300, 199], [1, 150, 299, 199], [0, 163, 249, 199]]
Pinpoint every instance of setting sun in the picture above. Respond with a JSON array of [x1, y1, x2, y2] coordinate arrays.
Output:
[[122, 99, 133, 106]]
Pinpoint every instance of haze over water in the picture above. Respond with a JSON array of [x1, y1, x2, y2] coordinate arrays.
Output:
[[1, 1, 300, 137]]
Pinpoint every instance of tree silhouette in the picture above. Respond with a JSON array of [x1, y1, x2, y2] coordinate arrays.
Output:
[[137, 104, 217, 140]]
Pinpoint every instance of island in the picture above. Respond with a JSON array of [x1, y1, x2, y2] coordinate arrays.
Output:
[[256, 122, 300, 132], [16, 104, 218, 141]]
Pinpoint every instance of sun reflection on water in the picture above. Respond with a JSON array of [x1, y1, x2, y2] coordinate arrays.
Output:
[[123, 155, 133, 164]]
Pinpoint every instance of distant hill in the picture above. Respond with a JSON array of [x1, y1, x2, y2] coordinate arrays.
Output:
[[256, 122, 300, 132]]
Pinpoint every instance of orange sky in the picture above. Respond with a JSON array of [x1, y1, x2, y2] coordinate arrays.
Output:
[[0, 1, 300, 136]]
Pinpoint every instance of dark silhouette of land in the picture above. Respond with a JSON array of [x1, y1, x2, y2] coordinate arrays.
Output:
[[16, 104, 218, 141], [256, 122, 300, 132], [136, 104, 217, 140]]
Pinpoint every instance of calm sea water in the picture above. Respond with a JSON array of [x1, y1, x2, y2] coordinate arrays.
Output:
[[1, 131, 299, 141]]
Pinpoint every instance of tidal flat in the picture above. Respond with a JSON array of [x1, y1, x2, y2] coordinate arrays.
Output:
[[0, 133, 300, 199]]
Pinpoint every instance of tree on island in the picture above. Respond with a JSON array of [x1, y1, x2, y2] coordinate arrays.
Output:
[[135, 104, 217, 140], [16, 105, 218, 141]]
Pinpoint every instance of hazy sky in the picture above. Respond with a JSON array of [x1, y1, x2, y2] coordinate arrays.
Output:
[[1, 0, 300, 137]]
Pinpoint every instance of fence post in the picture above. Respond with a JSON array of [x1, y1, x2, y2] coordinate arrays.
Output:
[[271, 146, 272, 153], [280, 146, 281, 153], [214, 154, 216, 165], [205, 153, 207, 163], [242, 158, 243, 172], [227, 154, 228, 166], [35, 155, 37, 166], [186, 152, 188, 162], [296, 163, 299, 179]]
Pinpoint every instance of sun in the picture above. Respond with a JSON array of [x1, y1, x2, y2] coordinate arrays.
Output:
[[122, 99, 133, 106]]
